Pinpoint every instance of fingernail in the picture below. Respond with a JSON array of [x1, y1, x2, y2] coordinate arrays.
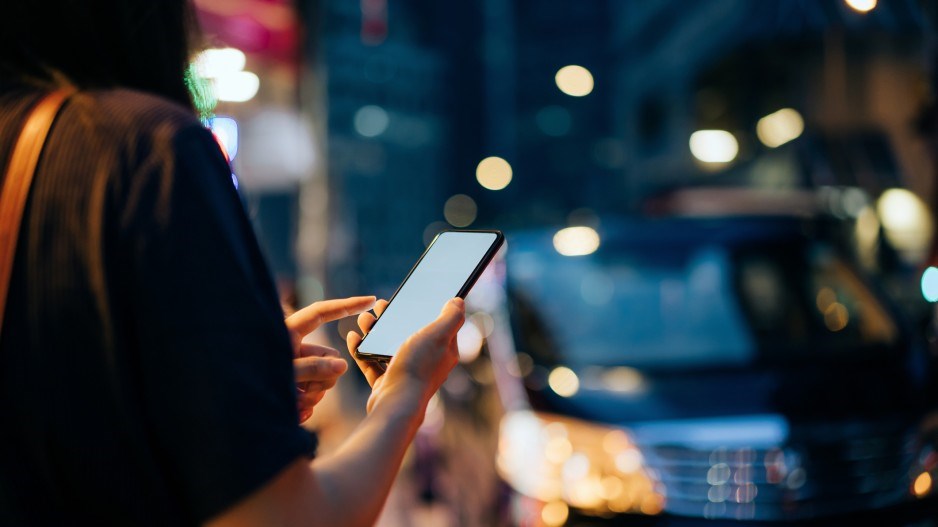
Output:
[[331, 359, 347, 373], [451, 298, 464, 308]]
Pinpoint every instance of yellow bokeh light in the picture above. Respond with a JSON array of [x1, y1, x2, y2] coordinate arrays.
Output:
[[615, 450, 643, 474], [476, 156, 513, 190], [845, 0, 877, 13], [601, 366, 644, 393], [689, 130, 738, 163], [816, 287, 836, 313], [914, 472, 932, 497], [541, 501, 570, 526], [555, 65, 594, 97], [756, 108, 804, 148], [856, 206, 880, 247], [824, 303, 849, 332], [602, 430, 632, 454], [568, 476, 606, 509], [545, 436, 573, 464], [640, 495, 664, 515], [876, 188, 934, 258], [548, 366, 580, 397], [443, 194, 477, 227], [553, 226, 601, 257], [544, 421, 568, 438], [878, 189, 926, 231], [600, 476, 624, 501]]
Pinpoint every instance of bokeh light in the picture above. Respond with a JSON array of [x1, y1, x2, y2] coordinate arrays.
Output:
[[614, 449, 644, 473], [553, 226, 601, 256], [600, 475, 624, 501], [354, 105, 390, 137], [855, 206, 880, 267], [756, 108, 804, 148], [555, 65, 594, 97], [194, 47, 246, 78], [545, 435, 573, 464], [816, 287, 836, 313], [208, 116, 239, 161], [876, 188, 934, 259], [456, 319, 484, 363], [471, 311, 495, 337], [541, 501, 570, 526], [193, 47, 258, 103], [548, 366, 580, 397], [689, 130, 738, 163], [914, 472, 933, 497], [443, 194, 477, 227], [877, 189, 924, 231], [213, 71, 260, 102], [476, 156, 513, 190], [921, 267, 938, 302], [601, 367, 644, 394], [602, 430, 632, 455], [823, 303, 849, 332], [845, 0, 877, 13]]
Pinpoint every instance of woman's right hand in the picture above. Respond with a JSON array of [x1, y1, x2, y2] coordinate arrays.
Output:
[[346, 298, 465, 414]]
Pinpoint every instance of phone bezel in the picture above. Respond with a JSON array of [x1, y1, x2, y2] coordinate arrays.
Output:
[[354, 229, 505, 362]]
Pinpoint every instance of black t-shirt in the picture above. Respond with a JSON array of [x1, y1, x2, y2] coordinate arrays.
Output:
[[0, 87, 313, 525]]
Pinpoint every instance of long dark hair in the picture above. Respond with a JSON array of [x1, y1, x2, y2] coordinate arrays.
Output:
[[0, 0, 197, 109]]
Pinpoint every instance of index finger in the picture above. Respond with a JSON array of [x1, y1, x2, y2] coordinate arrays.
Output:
[[287, 296, 376, 336], [374, 299, 389, 317]]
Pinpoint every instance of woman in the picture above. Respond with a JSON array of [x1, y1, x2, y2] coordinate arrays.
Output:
[[0, 1, 464, 525]]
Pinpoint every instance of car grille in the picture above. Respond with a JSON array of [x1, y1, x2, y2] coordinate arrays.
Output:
[[638, 423, 918, 520]]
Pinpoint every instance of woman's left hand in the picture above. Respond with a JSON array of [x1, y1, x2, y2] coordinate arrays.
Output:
[[286, 296, 376, 422]]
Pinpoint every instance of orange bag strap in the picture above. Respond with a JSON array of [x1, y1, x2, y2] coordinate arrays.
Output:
[[0, 88, 74, 337]]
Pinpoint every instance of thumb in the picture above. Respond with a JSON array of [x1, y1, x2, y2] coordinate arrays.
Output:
[[421, 298, 465, 340]]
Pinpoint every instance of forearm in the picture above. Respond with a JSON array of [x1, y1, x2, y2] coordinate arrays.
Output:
[[309, 386, 426, 527]]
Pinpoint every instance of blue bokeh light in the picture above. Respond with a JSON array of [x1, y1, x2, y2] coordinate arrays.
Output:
[[921, 267, 938, 302]]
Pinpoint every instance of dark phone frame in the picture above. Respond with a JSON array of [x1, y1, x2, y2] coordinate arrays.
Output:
[[354, 229, 505, 362]]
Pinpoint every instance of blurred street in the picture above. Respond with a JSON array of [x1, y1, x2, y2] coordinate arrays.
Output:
[[193, 0, 938, 524]]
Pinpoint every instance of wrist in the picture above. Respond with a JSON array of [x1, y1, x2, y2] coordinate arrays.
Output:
[[371, 383, 427, 427]]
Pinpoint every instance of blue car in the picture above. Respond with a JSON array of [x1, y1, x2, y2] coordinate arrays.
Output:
[[486, 214, 938, 525]]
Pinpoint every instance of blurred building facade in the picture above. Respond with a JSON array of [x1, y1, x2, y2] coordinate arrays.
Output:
[[310, 0, 485, 296], [305, 0, 935, 294], [610, 0, 932, 202]]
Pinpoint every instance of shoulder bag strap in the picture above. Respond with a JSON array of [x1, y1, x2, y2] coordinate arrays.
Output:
[[0, 88, 74, 337]]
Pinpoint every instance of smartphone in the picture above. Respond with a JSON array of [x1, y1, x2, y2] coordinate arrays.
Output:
[[355, 230, 504, 362]]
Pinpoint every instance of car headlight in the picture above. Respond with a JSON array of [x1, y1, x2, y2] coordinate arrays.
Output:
[[497, 410, 663, 519]]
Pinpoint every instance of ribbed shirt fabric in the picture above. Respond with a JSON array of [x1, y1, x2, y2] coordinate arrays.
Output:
[[0, 86, 312, 525]]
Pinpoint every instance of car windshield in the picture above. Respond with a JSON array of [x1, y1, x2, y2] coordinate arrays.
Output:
[[507, 229, 899, 371]]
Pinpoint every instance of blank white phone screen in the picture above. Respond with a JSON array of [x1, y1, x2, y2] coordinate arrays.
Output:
[[358, 231, 498, 358]]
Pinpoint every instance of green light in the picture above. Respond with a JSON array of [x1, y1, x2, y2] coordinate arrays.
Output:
[[185, 63, 216, 121]]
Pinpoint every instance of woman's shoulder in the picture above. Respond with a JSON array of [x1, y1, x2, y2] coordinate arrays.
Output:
[[57, 89, 229, 227], [79, 88, 203, 137], [69, 88, 226, 184]]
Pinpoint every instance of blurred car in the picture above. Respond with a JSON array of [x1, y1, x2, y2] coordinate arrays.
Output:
[[478, 201, 938, 525]]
